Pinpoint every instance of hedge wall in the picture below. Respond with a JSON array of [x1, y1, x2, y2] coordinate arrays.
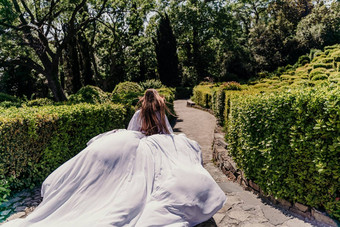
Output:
[[0, 103, 133, 202], [192, 83, 339, 219], [226, 87, 339, 219]]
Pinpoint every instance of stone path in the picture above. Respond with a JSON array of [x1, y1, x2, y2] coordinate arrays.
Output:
[[0, 100, 335, 226], [172, 100, 330, 227]]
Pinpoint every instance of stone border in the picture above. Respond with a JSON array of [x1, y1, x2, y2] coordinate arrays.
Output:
[[187, 100, 339, 227]]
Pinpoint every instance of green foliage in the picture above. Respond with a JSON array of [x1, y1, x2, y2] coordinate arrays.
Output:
[[312, 63, 333, 69], [309, 68, 329, 80], [191, 84, 214, 108], [0, 93, 19, 103], [26, 98, 54, 107], [297, 55, 310, 66], [139, 79, 164, 90], [175, 87, 193, 99], [0, 103, 132, 203], [225, 87, 340, 219], [192, 76, 340, 219], [68, 86, 109, 104], [221, 81, 242, 91], [0, 101, 21, 108], [311, 74, 329, 81], [113, 81, 143, 94], [112, 82, 144, 106]]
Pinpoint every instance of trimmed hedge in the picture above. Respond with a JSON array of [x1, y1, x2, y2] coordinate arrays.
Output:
[[112, 82, 144, 106], [0, 103, 133, 202], [68, 85, 109, 104], [225, 87, 339, 219], [191, 83, 214, 108]]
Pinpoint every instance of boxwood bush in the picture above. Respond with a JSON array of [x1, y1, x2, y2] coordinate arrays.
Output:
[[112, 81, 144, 106], [68, 85, 109, 104], [225, 87, 339, 219], [0, 103, 132, 203]]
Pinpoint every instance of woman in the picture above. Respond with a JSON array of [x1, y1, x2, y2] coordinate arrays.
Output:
[[3, 89, 226, 227]]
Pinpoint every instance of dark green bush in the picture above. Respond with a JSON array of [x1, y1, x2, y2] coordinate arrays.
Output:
[[225, 87, 340, 219], [0, 93, 19, 103], [0, 101, 21, 108], [68, 85, 109, 104], [175, 87, 193, 99], [0, 103, 132, 203], [139, 79, 163, 90]]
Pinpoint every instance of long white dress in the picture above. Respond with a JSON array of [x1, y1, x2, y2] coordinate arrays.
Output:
[[2, 110, 226, 227]]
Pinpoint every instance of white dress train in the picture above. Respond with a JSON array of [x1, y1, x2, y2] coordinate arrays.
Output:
[[2, 110, 226, 227]]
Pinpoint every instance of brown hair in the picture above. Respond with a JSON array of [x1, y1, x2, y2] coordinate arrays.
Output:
[[138, 89, 172, 136]]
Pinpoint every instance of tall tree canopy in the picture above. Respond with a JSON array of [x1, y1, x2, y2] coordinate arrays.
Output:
[[0, 0, 339, 100]]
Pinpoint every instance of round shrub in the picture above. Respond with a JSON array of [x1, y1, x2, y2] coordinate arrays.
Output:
[[68, 85, 109, 104], [139, 79, 163, 90], [113, 81, 143, 94], [112, 82, 144, 106]]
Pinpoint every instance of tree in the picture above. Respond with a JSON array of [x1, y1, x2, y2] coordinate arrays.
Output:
[[154, 13, 180, 87], [0, 0, 108, 101]]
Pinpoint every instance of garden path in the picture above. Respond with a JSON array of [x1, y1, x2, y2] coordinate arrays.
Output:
[[173, 99, 323, 227]]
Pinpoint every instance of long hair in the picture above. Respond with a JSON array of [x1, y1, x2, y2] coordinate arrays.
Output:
[[138, 89, 172, 136]]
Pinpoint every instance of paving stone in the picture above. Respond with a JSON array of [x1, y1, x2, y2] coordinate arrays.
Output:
[[227, 209, 250, 222], [282, 218, 313, 227], [224, 195, 243, 207], [212, 213, 225, 225], [241, 204, 256, 211], [241, 222, 271, 227], [218, 181, 244, 193], [311, 209, 337, 227], [261, 204, 291, 225], [294, 202, 309, 212]]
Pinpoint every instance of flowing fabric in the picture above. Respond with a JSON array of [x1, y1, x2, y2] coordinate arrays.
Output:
[[2, 111, 226, 227]]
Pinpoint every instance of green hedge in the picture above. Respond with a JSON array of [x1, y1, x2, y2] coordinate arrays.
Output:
[[191, 84, 214, 108], [225, 87, 339, 219], [0, 103, 132, 202]]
